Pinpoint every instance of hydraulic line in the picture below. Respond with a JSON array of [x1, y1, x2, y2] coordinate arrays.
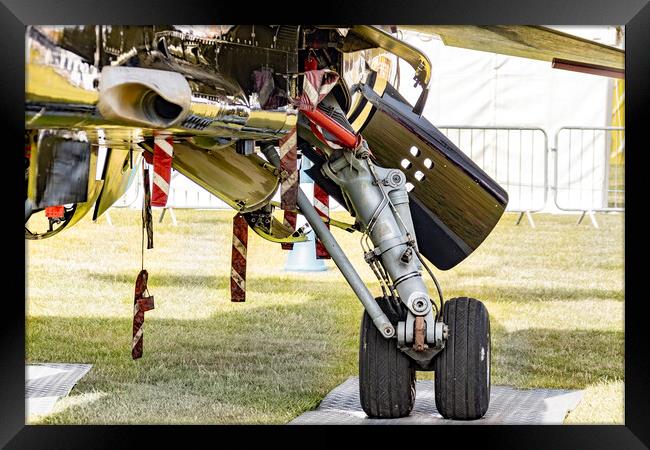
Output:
[[368, 259, 389, 300], [414, 248, 444, 319], [261, 144, 395, 338]]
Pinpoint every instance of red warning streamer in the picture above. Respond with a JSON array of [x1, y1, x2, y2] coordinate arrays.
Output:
[[279, 128, 298, 212], [281, 210, 297, 251], [314, 183, 331, 259], [132, 269, 155, 359], [278, 127, 298, 251], [231, 213, 248, 302], [152, 132, 174, 207]]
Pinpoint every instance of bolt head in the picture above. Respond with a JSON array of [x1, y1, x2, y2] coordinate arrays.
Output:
[[412, 297, 428, 313]]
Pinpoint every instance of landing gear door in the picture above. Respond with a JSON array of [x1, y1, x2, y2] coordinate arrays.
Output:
[[28, 131, 90, 208], [350, 82, 509, 270]]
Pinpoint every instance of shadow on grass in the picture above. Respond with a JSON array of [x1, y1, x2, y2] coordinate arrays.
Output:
[[26, 297, 362, 424], [490, 319, 623, 390], [86, 271, 365, 296], [26, 297, 622, 423], [454, 284, 624, 303], [87, 269, 623, 303]]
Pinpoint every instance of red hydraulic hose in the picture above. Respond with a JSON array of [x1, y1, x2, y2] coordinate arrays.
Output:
[[301, 108, 360, 149]]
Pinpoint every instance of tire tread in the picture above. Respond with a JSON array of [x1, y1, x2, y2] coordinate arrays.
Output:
[[434, 297, 490, 420], [359, 309, 415, 418]]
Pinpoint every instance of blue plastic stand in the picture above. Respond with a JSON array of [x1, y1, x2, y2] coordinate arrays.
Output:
[[284, 158, 328, 272]]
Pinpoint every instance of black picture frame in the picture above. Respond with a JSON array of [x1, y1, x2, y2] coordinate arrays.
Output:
[[2, 0, 648, 447]]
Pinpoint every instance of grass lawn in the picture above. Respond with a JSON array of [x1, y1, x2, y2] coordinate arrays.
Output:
[[26, 209, 624, 424]]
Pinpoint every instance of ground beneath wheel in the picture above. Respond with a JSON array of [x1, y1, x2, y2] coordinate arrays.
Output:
[[289, 377, 583, 424]]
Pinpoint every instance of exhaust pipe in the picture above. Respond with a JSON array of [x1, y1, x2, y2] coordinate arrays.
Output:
[[26, 32, 296, 139], [98, 66, 192, 128], [97, 66, 296, 137]]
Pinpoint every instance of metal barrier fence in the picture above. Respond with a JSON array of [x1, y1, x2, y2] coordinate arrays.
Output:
[[114, 169, 230, 209], [112, 169, 230, 225], [438, 126, 548, 226], [552, 126, 625, 214], [109, 125, 624, 228]]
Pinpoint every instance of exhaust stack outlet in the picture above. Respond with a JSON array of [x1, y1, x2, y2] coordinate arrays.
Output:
[[98, 66, 191, 128]]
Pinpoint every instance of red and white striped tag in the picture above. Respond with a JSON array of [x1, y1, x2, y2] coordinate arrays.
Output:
[[230, 213, 248, 302], [152, 132, 174, 207], [279, 127, 298, 213], [314, 183, 331, 259], [281, 210, 297, 251], [297, 69, 340, 111], [132, 269, 154, 360]]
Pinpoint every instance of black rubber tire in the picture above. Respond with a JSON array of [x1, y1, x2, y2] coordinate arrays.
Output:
[[359, 298, 416, 418], [434, 297, 490, 420]]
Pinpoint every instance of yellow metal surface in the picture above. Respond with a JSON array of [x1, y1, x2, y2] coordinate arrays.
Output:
[[26, 64, 98, 105], [401, 25, 624, 71], [246, 108, 298, 133], [72, 146, 105, 226], [248, 199, 356, 245], [348, 75, 387, 133], [166, 141, 279, 213], [248, 216, 309, 244], [26, 145, 105, 239], [269, 201, 356, 233], [93, 149, 138, 219], [609, 78, 625, 208], [349, 25, 432, 86], [27, 134, 39, 204], [327, 217, 356, 233]]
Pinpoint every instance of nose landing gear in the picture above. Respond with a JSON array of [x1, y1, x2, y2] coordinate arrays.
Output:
[[262, 142, 491, 420]]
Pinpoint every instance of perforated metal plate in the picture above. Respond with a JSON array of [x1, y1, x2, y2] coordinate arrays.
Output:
[[26, 363, 92, 418], [289, 377, 584, 425]]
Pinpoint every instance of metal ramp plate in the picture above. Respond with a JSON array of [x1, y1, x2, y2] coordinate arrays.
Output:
[[289, 377, 584, 425], [26, 363, 93, 419]]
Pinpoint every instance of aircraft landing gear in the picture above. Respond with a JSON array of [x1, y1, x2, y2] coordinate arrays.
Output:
[[261, 143, 491, 420], [318, 146, 491, 420]]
